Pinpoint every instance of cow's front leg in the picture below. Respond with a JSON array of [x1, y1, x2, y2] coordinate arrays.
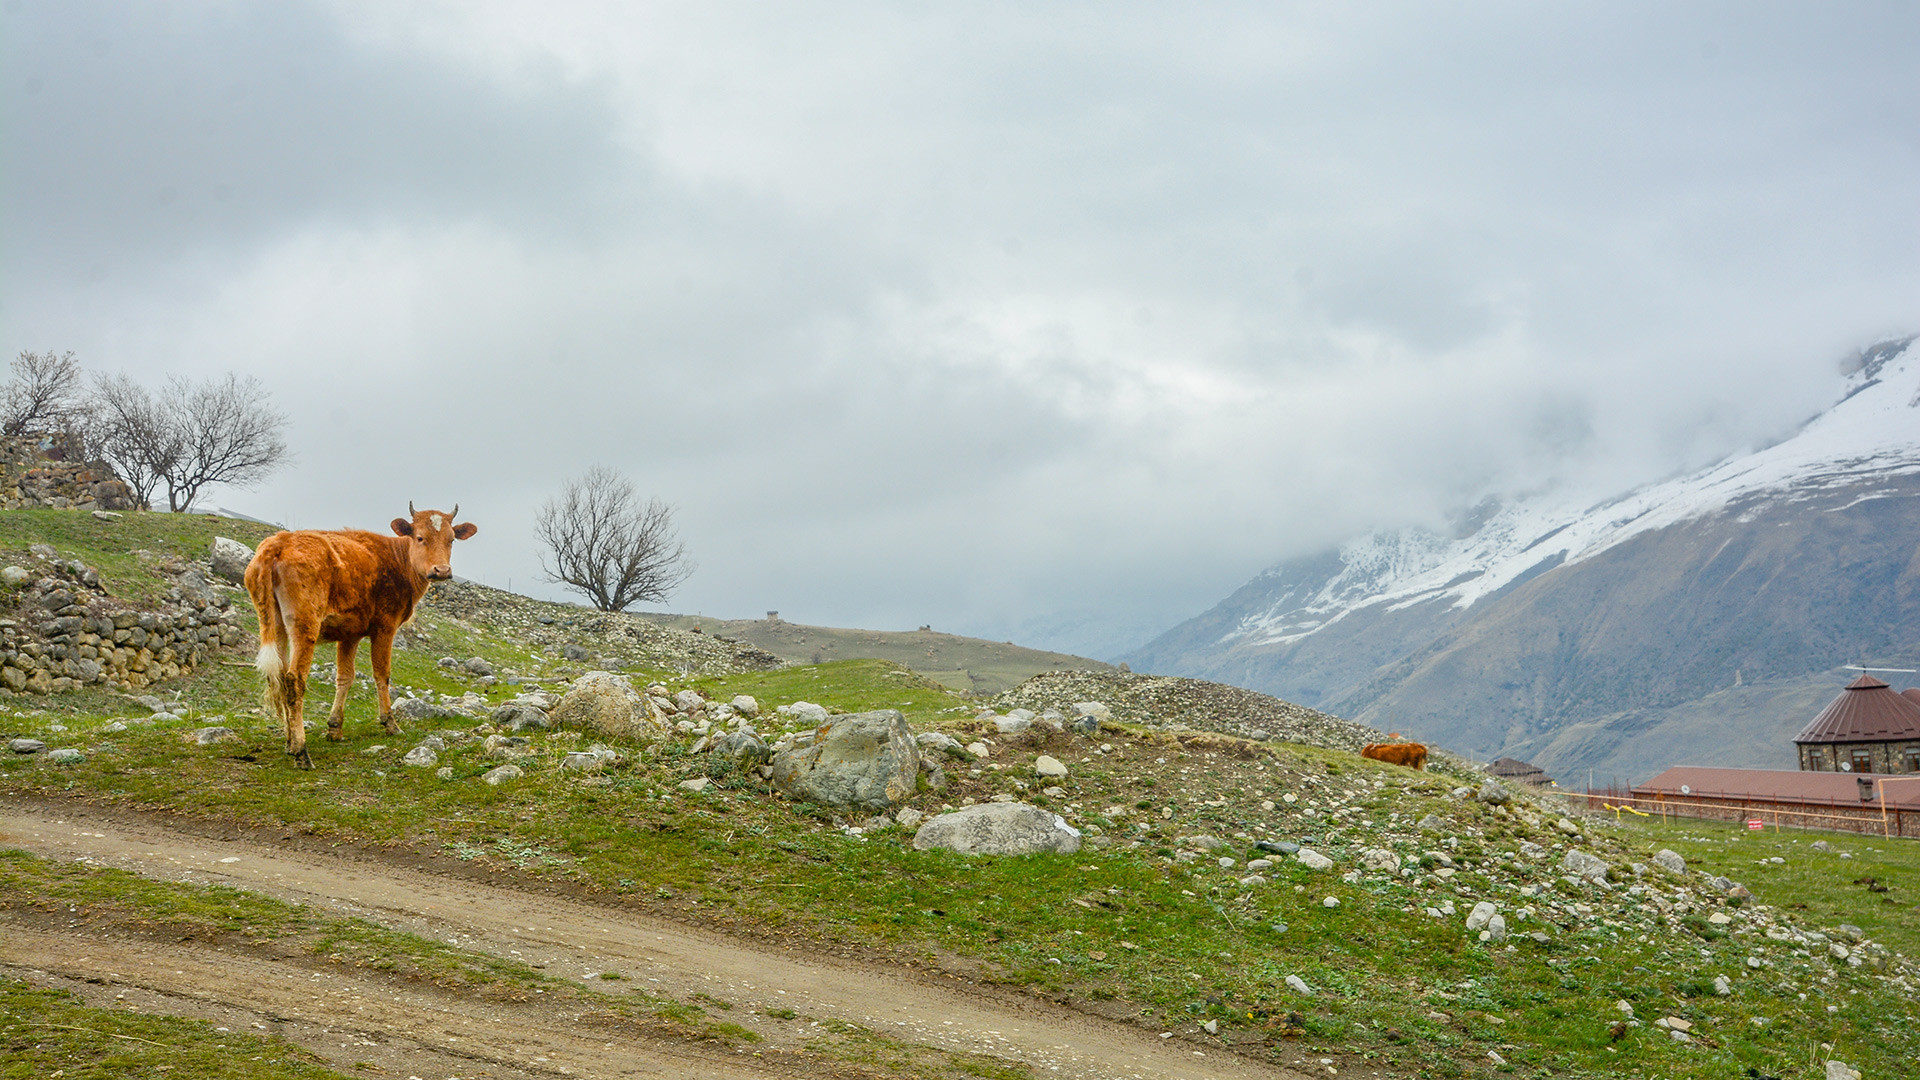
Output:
[[371, 630, 400, 735], [329, 639, 359, 741]]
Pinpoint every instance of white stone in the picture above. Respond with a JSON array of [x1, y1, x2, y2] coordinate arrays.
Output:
[[482, 764, 523, 786], [680, 777, 711, 792], [1295, 847, 1335, 871], [966, 741, 990, 759], [1285, 974, 1313, 995], [401, 745, 439, 767], [1034, 755, 1068, 778], [1466, 901, 1499, 931]]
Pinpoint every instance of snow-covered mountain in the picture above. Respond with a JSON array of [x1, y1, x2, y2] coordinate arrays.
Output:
[[1126, 336, 1920, 782]]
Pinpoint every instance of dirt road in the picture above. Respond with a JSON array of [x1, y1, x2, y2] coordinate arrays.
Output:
[[2, 801, 1317, 1080]]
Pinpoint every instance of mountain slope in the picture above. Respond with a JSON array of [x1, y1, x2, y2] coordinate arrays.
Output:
[[1126, 336, 1920, 781]]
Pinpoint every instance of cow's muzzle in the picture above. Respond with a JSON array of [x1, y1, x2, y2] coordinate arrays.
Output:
[[429, 567, 452, 580]]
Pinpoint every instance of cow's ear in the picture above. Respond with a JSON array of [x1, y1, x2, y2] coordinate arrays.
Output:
[[391, 518, 413, 537], [453, 522, 478, 541]]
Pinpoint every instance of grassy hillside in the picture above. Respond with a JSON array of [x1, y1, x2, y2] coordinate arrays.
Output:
[[2, 509, 1917, 1080], [635, 612, 1113, 695]]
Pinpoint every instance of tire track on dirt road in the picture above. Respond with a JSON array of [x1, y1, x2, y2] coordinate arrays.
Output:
[[2, 801, 1314, 1080]]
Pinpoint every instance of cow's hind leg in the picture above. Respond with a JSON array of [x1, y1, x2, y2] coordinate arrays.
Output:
[[370, 629, 400, 735], [328, 639, 360, 742], [283, 630, 319, 768]]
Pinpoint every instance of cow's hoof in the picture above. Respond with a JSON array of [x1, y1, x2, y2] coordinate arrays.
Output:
[[325, 726, 345, 742], [291, 747, 313, 770], [381, 717, 401, 736]]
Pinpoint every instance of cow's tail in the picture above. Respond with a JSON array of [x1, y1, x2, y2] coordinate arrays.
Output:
[[248, 571, 297, 726]]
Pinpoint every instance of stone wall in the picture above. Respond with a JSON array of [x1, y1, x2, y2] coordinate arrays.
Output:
[[1, 545, 247, 694], [1799, 740, 1920, 775], [0, 434, 136, 511]]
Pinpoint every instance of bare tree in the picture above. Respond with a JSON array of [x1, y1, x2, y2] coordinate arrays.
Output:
[[86, 371, 291, 511], [537, 467, 694, 612], [1, 350, 85, 437], [85, 373, 176, 508]]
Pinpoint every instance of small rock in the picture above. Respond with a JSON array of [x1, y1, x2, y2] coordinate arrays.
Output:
[[481, 764, 523, 786], [1811, 840, 1833, 852], [1554, 816, 1579, 835], [463, 656, 494, 677], [1255, 840, 1301, 856], [1359, 847, 1401, 872], [1466, 901, 1499, 931], [1825, 1061, 1861, 1080], [8, 738, 45, 754], [916, 732, 971, 760], [895, 807, 925, 830], [47, 748, 84, 764], [1, 566, 30, 587], [1518, 840, 1546, 860], [401, 746, 439, 767], [1561, 849, 1610, 883], [1652, 849, 1687, 875], [208, 536, 254, 583], [490, 703, 550, 733], [965, 741, 990, 759], [1707, 912, 1732, 925], [562, 751, 608, 771], [912, 802, 1081, 856], [1247, 858, 1274, 870], [779, 700, 830, 725], [729, 694, 760, 717], [673, 689, 706, 713], [1285, 974, 1313, 995], [1321, 896, 1339, 908], [1475, 779, 1510, 805], [993, 713, 1032, 735], [1238, 874, 1267, 886], [561, 644, 590, 661], [192, 726, 236, 745], [435, 766, 454, 780], [1713, 975, 1731, 996], [679, 777, 711, 792], [1202, 1019, 1218, 1035], [1295, 847, 1334, 871], [1485, 914, 1507, 942], [1034, 755, 1068, 778]]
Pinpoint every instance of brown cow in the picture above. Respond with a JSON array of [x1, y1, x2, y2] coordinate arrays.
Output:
[[1361, 741, 1428, 770], [245, 504, 477, 768]]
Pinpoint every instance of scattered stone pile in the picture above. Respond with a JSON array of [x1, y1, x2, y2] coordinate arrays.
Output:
[[0, 435, 135, 511], [419, 580, 783, 678], [994, 670, 1380, 752], [1, 544, 247, 693]]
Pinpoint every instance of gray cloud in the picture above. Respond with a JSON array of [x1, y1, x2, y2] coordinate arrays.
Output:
[[3, 1, 1916, 658]]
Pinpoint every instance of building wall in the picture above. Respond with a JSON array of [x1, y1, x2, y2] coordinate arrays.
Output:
[[1798, 740, 1920, 774]]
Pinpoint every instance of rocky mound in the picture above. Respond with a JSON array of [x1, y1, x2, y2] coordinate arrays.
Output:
[[419, 580, 783, 678], [992, 670, 1381, 752]]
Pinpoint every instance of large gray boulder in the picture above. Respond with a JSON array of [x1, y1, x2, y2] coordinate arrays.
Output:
[[551, 671, 670, 743], [209, 536, 254, 583], [771, 709, 920, 810], [710, 729, 771, 771], [912, 802, 1083, 856]]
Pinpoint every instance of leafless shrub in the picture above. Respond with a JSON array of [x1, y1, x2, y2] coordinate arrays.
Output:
[[536, 466, 694, 612], [1, 350, 85, 437], [88, 371, 290, 511]]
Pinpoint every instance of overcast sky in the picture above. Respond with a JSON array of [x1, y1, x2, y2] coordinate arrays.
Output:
[[4, 1, 1916, 658]]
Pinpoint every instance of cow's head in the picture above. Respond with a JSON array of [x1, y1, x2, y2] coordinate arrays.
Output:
[[391, 502, 478, 581]]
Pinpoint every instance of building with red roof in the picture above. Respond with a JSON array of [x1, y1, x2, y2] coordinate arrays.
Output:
[[1794, 674, 1920, 775]]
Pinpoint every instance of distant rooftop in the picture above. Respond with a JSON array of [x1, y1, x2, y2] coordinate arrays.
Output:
[[1794, 674, 1920, 745]]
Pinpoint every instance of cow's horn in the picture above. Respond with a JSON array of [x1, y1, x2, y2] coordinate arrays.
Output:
[[408, 500, 416, 517], [450, 503, 459, 520]]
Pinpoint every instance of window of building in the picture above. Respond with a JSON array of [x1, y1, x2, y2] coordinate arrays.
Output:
[[1904, 747, 1920, 774], [1850, 747, 1874, 773], [1807, 748, 1827, 770]]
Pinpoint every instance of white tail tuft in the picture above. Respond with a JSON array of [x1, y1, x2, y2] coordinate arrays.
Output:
[[256, 643, 284, 678]]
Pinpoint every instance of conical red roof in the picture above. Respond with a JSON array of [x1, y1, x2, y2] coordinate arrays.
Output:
[[1795, 674, 1920, 744]]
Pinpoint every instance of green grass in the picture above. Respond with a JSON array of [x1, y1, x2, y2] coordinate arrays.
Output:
[[1610, 814, 1920, 957], [1, 978, 348, 1080], [4, 509, 1920, 1080], [0, 508, 279, 607]]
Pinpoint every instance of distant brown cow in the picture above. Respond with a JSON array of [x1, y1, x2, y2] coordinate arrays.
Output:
[[245, 504, 477, 768], [1362, 741, 1428, 770]]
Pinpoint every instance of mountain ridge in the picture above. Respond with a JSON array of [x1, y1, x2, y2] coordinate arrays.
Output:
[[1126, 335, 1920, 782]]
